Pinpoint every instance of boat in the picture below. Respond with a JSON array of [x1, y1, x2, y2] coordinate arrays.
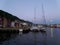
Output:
[[40, 28, 46, 32], [39, 2, 47, 32], [30, 26, 40, 32], [30, 3, 46, 32], [19, 29, 23, 32], [30, 8, 40, 32]]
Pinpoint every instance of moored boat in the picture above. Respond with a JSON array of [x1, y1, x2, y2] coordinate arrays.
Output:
[[19, 29, 23, 32], [30, 26, 40, 32]]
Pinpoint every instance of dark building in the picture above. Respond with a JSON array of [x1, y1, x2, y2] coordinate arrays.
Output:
[[0, 10, 33, 28]]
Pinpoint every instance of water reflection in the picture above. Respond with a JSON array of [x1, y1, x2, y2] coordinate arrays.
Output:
[[31, 30, 47, 45], [0, 28, 60, 45], [0, 32, 19, 42], [19, 32, 23, 36], [51, 28, 54, 38]]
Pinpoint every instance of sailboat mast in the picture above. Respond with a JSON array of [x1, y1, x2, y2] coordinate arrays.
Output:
[[42, 3, 46, 24], [34, 7, 36, 24]]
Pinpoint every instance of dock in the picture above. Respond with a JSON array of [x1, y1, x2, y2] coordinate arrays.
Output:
[[0, 28, 20, 30]]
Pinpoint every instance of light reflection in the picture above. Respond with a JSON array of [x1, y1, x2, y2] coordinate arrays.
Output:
[[19, 31, 23, 36], [51, 28, 54, 38]]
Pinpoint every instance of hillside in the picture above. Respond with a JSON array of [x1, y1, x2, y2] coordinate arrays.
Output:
[[0, 10, 33, 24]]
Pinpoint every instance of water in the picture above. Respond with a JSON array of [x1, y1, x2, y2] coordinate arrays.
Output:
[[0, 28, 60, 45]]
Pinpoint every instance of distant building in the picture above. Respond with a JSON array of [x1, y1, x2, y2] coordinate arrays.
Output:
[[3, 17, 8, 28], [57, 24, 60, 28], [0, 10, 33, 29], [22, 23, 27, 26], [0, 17, 3, 27], [11, 21, 15, 27]]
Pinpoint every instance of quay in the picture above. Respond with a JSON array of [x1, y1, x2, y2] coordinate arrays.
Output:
[[0, 27, 31, 33], [0, 28, 19, 33], [0, 28, 19, 30]]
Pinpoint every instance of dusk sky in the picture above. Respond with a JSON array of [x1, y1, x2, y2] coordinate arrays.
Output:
[[0, 0, 60, 24]]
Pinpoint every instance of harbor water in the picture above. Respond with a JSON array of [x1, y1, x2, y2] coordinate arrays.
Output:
[[0, 28, 60, 45]]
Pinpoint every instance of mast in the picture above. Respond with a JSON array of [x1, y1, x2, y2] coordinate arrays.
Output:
[[42, 3, 46, 25], [34, 7, 36, 25]]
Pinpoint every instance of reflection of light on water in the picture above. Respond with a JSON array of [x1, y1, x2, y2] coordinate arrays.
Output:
[[19, 29, 23, 36], [19, 32, 23, 36], [51, 28, 54, 38], [50, 18, 54, 38]]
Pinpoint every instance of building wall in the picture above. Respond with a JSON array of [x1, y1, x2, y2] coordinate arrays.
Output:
[[0, 17, 3, 27], [3, 17, 8, 28], [7, 20, 11, 27], [11, 21, 15, 28], [0, 17, 27, 29]]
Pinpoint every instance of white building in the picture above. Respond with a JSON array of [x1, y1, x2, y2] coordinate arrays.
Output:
[[11, 21, 15, 27]]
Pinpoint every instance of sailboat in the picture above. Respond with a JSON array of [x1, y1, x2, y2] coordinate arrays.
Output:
[[40, 3, 46, 32], [30, 8, 40, 32], [30, 3, 46, 32]]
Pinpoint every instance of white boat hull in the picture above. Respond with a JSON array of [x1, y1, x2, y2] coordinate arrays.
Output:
[[19, 29, 23, 32]]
